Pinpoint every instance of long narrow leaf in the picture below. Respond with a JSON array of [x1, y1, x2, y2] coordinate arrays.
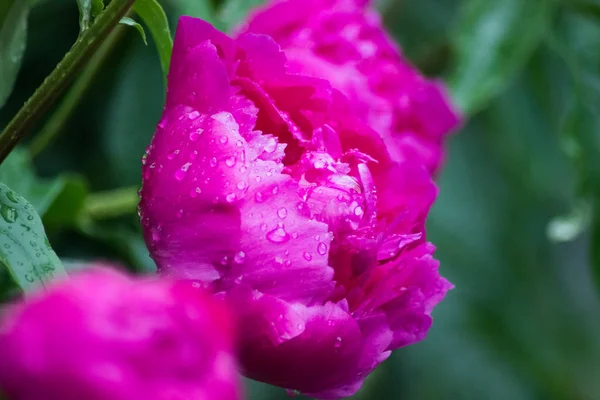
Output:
[[0, 0, 38, 109], [134, 0, 173, 78]]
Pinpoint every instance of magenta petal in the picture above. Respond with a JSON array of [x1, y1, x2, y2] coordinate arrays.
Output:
[[0, 267, 241, 400], [232, 169, 335, 304], [237, 298, 368, 397]]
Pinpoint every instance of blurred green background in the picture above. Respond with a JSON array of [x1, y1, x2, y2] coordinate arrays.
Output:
[[1, 0, 600, 399]]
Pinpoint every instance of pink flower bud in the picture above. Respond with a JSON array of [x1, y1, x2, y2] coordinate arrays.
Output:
[[236, 0, 462, 174], [0, 266, 241, 400], [139, 17, 451, 398]]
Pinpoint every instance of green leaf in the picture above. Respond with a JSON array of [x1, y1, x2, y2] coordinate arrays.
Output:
[[0, 182, 67, 292], [0, 148, 88, 223], [0, 0, 38, 109], [133, 0, 173, 79], [120, 16, 147, 45], [448, 0, 556, 115]]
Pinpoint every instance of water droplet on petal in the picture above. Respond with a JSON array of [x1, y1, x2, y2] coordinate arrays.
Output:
[[264, 137, 277, 153], [317, 242, 328, 255], [209, 157, 218, 167], [260, 223, 268, 232], [266, 225, 290, 243], [237, 181, 247, 190], [272, 186, 279, 195], [277, 207, 287, 219], [220, 136, 228, 144], [255, 192, 264, 203], [225, 156, 236, 167], [226, 193, 236, 203], [190, 187, 202, 198], [354, 206, 364, 217], [334, 337, 342, 348], [188, 111, 200, 119], [234, 251, 246, 264], [189, 128, 203, 141], [303, 252, 312, 261], [220, 256, 229, 265]]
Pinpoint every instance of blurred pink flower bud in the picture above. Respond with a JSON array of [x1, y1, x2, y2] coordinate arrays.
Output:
[[236, 0, 461, 174], [0, 265, 241, 400], [139, 17, 451, 398]]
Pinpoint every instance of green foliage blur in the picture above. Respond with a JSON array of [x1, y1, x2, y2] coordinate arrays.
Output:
[[1, 0, 600, 399]]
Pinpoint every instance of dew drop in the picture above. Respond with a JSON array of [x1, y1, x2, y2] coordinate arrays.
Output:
[[277, 207, 288, 219], [1, 205, 17, 223], [317, 242, 328, 255], [209, 157, 218, 167], [234, 251, 246, 264], [354, 206, 364, 217], [264, 137, 277, 153], [188, 111, 200, 119], [303, 252, 312, 261], [189, 128, 203, 141], [272, 186, 279, 195], [266, 225, 290, 243], [167, 149, 180, 160], [255, 192, 264, 203], [260, 223, 268, 232], [334, 337, 342, 348], [225, 156, 236, 167], [220, 256, 229, 265], [226, 193, 236, 203], [6, 191, 18, 203], [237, 181, 247, 190], [220, 136, 229, 144]]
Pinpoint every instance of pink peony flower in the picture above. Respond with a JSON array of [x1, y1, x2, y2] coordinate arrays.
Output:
[[139, 17, 451, 398], [235, 0, 461, 174], [0, 265, 241, 400]]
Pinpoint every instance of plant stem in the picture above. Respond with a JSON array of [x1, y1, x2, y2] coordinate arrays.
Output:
[[0, 0, 136, 165], [29, 23, 129, 157], [84, 186, 140, 220]]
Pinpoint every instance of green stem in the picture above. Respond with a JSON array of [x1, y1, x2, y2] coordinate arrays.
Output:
[[29, 23, 129, 157], [0, 0, 136, 165], [84, 186, 139, 220]]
